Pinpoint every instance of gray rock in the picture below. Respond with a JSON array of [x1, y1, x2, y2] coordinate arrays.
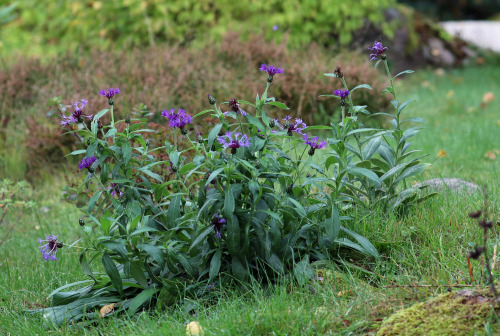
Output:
[[423, 38, 456, 67], [415, 178, 481, 194]]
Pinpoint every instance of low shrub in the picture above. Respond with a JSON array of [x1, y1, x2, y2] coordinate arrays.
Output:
[[29, 41, 432, 324]]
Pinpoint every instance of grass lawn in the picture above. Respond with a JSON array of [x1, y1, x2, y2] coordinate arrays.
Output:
[[0, 64, 499, 335]]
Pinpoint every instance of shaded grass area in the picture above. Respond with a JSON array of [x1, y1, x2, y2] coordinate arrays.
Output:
[[0, 65, 499, 335]]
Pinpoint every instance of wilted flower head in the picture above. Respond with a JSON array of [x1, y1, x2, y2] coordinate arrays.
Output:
[[78, 156, 97, 170], [225, 98, 246, 116], [161, 108, 193, 130], [60, 99, 91, 126], [303, 134, 327, 156], [217, 131, 250, 153], [259, 64, 284, 77], [98, 88, 120, 99], [369, 40, 388, 61], [39, 235, 62, 261], [333, 89, 350, 99], [211, 213, 227, 238]]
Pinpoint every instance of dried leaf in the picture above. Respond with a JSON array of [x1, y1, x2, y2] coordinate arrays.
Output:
[[186, 321, 204, 336], [484, 151, 497, 160], [99, 303, 115, 317], [437, 150, 447, 158], [482, 92, 495, 104]]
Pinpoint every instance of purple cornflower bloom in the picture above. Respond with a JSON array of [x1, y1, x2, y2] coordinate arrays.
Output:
[[78, 156, 97, 171], [225, 98, 247, 116], [333, 89, 350, 99], [259, 64, 284, 77], [283, 116, 306, 136], [98, 88, 121, 99], [108, 183, 123, 197], [303, 134, 327, 156], [217, 131, 250, 154], [60, 99, 91, 126], [38, 235, 62, 261], [369, 40, 388, 61], [272, 25, 279, 31], [161, 108, 193, 132], [211, 213, 226, 238]]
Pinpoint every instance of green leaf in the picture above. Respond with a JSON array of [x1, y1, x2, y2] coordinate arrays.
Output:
[[128, 288, 160, 315], [193, 109, 215, 118], [88, 191, 102, 212], [130, 261, 149, 288], [67, 149, 87, 156], [391, 188, 418, 209], [166, 195, 181, 228], [347, 167, 381, 186], [79, 250, 96, 282], [322, 204, 340, 242], [294, 255, 313, 286], [137, 244, 165, 267], [207, 168, 224, 184], [208, 124, 223, 149], [398, 100, 415, 114], [362, 137, 381, 160], [340, 227, 379, 259], [102, 252, 123, 296], [304, 125, 332, 131], [209, 249, 222, 282], [393, 163, 430, 185], [265, 101, 289, 109], [245, 114, 265, 131], [351, 84, 373, 92], [380, 162, 411, 182], [394, 70, 414, 78], [378, 145, 395, 167], [122, 142, 132, 165]]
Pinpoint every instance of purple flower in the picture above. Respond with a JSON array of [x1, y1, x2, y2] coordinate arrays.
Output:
[[211, 213, 227, 238], [108, 183, 123, 197], [98, 88, 121, 99], [225, 98, 246, 116], [272, 25, 279, 31], [78, 156, 97, 170], [217, 131, 250, 153], [60, 99, 91, 126], [259, 64, 284, 77], [284, 116, 306, 136], [333, 89, 350, 99], [303, 134, 327, 156], [369, 40, 388, 61], [39, 235, 62, 261], [161, 108, 193, 130]]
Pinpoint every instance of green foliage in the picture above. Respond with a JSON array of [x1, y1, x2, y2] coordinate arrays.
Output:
[[28, 47, 432, 325], [2, 0, 397, 53]]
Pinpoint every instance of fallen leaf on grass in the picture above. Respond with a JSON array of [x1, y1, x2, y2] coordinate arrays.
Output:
[[437, 150, 447, 158], [484, 151, 498, 160], [186, 321, 204, 336], [447, 90, 454, 98], [99, 303, 115, 317], [482, 92, 495, 104]]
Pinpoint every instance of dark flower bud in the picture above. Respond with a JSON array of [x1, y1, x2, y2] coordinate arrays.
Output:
[[189, 192, 195, 200], [255, 161, 261, 168], [286, 183, 294, 194], [171, 164, 178, 173], [468, 210, 482, 218], [287, 129, 293, 137], [308, 148, 316, 156], [306, 172, 311, 178], [468, 247, 485, 260], [208, 95, 216, 105], [267, 75, 274, 83], [340, 99, 346, 107], [196, 133, 204, 144], [125, 116, 130, 124], [211, 144, 216, 152], [56, 242, 64, 248], [88, 167, 95, 174], [269, 119, 275, 128], [108, 98, 114, 106], [231, 147, 237, 155], [180, 127, 188, 135], [145, 140, 150, 147], [334, 66, 343, 78], [284, 120, 290, 129], [381, 54, 387, 61], [79, 218, 85, 226], [98, 120, 103, 129], [87, 138, 92, 145]]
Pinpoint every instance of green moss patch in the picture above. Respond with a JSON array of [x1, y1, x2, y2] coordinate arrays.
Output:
[[377, 288, 499, 336]]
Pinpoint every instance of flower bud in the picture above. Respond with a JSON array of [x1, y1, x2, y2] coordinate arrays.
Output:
[[108, 98, 114, 106], [208, 95, 216, 105], [196, 133, 204, 144], [286, 183, 294, 194], [306, 172, 311, 178], [171, 164, 178, 173], [211, 144, 216, 152], [189, 192, 195, 200], [56, 242, 64, 248], [267, 75, 274, 83], [180, 127, 188, 135], [269, 119, 275, 128], [145, 140, 150, 147], [125, 116, 130, 125], [79, 218, 85, 226], [334, 66, 343, 78], [308, 148, 315, 156], [231, 147, 237, 155], [381, 54, 387, 61]]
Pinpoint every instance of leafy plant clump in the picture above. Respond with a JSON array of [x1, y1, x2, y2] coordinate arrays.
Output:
[[30, 43, 431, 324]]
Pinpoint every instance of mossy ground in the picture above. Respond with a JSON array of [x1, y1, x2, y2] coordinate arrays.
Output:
[[377, 286, 499, 336]]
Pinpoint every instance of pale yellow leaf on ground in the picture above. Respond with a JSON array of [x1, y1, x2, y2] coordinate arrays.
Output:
[[437, 150, 447, 158], [186, 321, 204, 336], [482, 92, 495, 104], [99, 303, 115, 317], [484, 151, 497, 160]]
